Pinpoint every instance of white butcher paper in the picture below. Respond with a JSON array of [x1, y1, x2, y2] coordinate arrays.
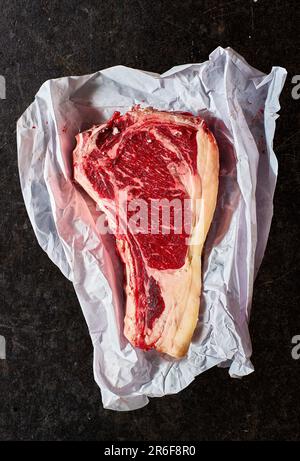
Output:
[[17, 47, 287, 411]]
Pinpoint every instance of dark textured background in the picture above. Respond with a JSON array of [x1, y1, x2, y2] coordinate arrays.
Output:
[[1, 0, 300, 441]]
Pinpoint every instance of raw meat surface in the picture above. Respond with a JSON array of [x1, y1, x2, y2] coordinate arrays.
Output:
[[74, 106, 219, 358]]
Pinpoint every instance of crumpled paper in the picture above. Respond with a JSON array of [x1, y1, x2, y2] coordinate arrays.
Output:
[[17, 47, 286, 411]]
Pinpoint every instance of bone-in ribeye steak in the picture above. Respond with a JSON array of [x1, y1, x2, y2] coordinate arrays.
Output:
[[74, 106, 219, 358]]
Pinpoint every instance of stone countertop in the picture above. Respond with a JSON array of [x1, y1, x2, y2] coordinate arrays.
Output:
[[0, 0, 299, 441]]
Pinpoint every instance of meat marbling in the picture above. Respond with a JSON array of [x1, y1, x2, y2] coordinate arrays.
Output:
[[73, 106, 219, 358]]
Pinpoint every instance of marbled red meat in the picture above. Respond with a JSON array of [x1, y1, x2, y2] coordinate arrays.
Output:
[[73, 106, 219, 358]]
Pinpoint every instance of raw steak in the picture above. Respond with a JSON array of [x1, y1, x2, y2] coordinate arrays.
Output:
[[73, 106, 219, 358]]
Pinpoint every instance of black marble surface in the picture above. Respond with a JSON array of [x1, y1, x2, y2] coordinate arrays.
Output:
[[1, 0, 300, 441]]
